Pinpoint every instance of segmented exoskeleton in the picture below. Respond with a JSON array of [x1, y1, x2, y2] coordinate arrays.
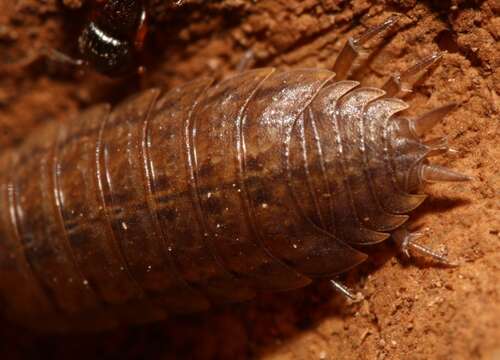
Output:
[[0, 16, 470, 331]]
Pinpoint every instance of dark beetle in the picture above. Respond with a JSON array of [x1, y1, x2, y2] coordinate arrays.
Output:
[[78, 0, 149, 76], [0, 0, 153, 78], [0, 16, 471, 332]]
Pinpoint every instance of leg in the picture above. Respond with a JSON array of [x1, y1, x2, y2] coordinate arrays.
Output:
[[332, 15, 400, 80], [0, 47, 85, 75], [42, 47, 86, 67], [330, 279, 364, 302], [392, 226, 458, 266]]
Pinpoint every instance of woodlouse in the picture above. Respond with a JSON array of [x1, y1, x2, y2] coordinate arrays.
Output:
[[0, 15, 471, 332]]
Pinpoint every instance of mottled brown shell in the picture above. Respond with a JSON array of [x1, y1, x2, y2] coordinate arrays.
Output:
[[0, 68, 442, 331]]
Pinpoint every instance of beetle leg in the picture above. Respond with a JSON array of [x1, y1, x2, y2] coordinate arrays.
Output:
[[0, 54, 38, 74], [392, 226, 459, 266], [333, 15, 400, 80], [43, 47, 86, 67], [382, 52, 444, 97], [0, 47, 85, 75], [330, 279, 364, 302]]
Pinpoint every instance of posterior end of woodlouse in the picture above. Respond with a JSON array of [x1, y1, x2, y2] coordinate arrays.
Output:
[[408, 102, 474, 185]]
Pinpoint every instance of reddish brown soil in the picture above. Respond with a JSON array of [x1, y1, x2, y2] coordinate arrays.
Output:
[[0, 0, 498, 359]]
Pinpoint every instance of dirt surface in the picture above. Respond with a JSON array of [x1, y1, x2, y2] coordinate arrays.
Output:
[[0, 0, 498, 359]]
